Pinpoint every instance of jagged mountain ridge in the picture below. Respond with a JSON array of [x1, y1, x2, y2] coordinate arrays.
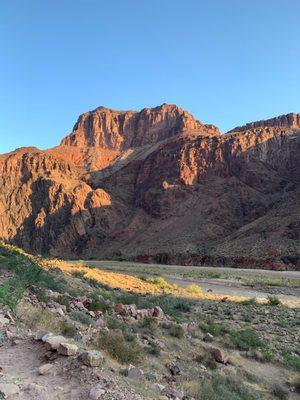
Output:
[[0, 105, 299, 270]]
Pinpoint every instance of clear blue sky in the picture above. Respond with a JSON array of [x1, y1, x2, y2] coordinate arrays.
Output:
[[1, 0, 299, 153]]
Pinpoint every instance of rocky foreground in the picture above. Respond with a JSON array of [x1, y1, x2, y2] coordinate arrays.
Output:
[[0, 104, 300, 269], [0, 243, 299, 400]]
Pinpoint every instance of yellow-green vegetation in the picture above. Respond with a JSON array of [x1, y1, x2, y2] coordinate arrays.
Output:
[[97, 330, 142, 364]]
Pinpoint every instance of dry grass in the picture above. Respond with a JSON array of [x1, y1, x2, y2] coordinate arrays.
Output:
[[0, 242, 246, 303], [17, 303, 63, 334], [48, 259, 246, 302]]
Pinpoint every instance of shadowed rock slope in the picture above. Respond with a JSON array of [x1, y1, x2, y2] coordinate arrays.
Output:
[[0, 105, 299, 270]]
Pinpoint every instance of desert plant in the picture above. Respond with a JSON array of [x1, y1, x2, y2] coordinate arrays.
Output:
[[199, 318, 229, 337], [60, 321, 77, 338], [169, 323, 185, 339], [185, 284, 202, 296], [229, 328, 262, 351], [69, 310, 94, 326], [242, 297, 257, 305], [196, 373, 262, 400], [173, 300, 192, 312], [18, 304, 62, 333], [88, 298, 110, 313], [272, 383, 289, 400], [56, 295, 70, 307], [267, 295, 281, 306], [71, 270, 86, 279], [146, 276, 175, 290], [98, 331, 142, 364]]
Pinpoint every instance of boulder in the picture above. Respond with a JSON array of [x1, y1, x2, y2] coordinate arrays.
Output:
[[0, 383, 20, 397], [114, 303, 128, 316], [161, 386, 184, 399], [44, 335, 66, 351], [152, 306, 164, 318], [210, 348, 224, 363], [124, 364, 144, 380], [80, 350, 105, 367], [38, 363, 54, 375], [58, 343, 78, 356], [35, 330, 52, 341]]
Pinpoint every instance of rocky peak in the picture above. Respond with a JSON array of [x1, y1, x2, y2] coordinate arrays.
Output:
[[228, 113, 300, 133], [60, 104, 219, 151]]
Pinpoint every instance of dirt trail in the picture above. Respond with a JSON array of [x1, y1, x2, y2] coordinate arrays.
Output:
[[0, 335, 149, 400], [0, 337, 85, 399]]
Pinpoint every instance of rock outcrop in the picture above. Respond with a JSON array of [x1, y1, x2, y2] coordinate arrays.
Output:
[[0, 105, 299, 269]]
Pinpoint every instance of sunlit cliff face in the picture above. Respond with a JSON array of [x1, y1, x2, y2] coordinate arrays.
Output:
[[0, 106, 299, 270]]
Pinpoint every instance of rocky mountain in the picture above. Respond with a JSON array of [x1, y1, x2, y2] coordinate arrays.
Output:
[[0, 104, 299, 270]]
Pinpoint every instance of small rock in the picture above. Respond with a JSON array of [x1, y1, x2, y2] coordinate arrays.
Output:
[[114, 303, 128, 316], [0, 383, 20, 397], [210, 348, 224, 364], [35, 330, 51, 341], [153, 306, 164, 318], [89, 384, 106, 399], [58, 342, 78, 356], [44, 335, 66, 351], [4, 311, 14, 323], [41, 332, 54, 342], [22, 382, 45, 394], [38, 363, 54, 375], [12, 338, 22, 346], [0, 315, 10, 326], [125, 364, 144, 380], [169, 364, 181, 376], [80, 350, 105, 367], [144, 371, 158, 381], [161, 386, 184, 399], [95, 318, 106, 328], [203, 333, 214, 342], [56, 307, 65, 317]]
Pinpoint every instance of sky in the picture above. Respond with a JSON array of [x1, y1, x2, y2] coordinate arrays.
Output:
[[0, 0, 299, 153]]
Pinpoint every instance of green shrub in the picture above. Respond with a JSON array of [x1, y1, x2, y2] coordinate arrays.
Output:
[[169, 323, 185, 339], [195, 353, 217, 370], [0, 279, 25, 311], [272, 383, 289, 400], [242, 298, 257, 305], [88, 298, 110, 313], [69, 310, 94, 325], [35, 289, 50, 304], [71, 270, 86, 279], [267, 295, 281, 306], [173, 300, 192, 313], [56, 295, 70, 307], [148, 341, 161, 356], [282, 353, 300, 372], [139, 316, 158, 334], [106, 315, 123, 330], [197, 373, 261, 400], [199, 318, 229, 337], [229, 329, 262, 351], [60, 321, 77, 338], [98, 331, 142, 364]]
